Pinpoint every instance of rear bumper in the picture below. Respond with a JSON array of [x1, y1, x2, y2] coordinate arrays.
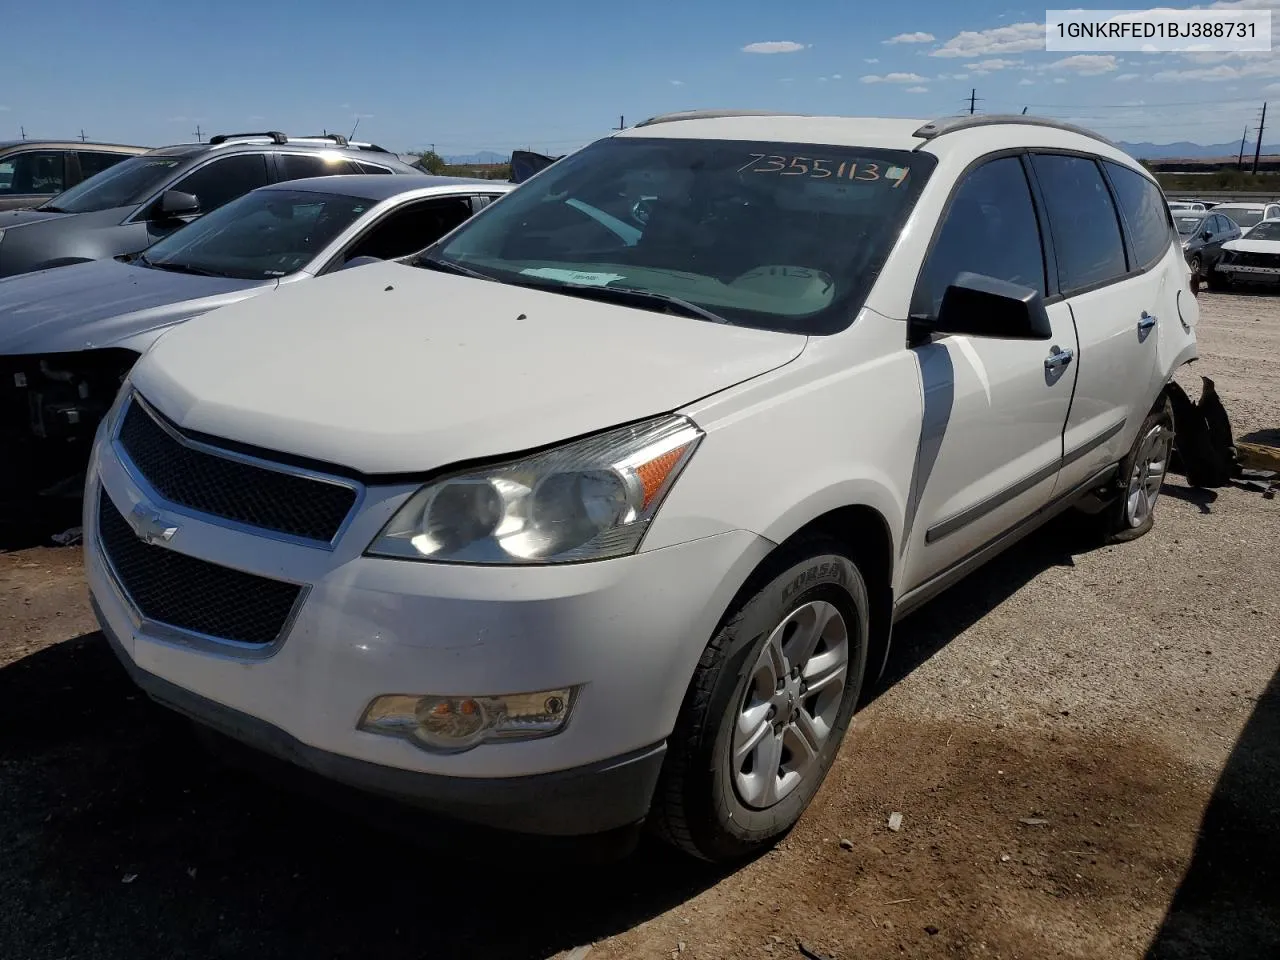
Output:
[[98, 606, 667, 837]]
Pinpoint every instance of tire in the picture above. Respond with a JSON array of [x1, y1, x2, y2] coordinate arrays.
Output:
[[1099, 395, 1175, 544], [1206, 269, 1229, 291], [1188, 254, 1202, 282], [649, 542, 870, 863]]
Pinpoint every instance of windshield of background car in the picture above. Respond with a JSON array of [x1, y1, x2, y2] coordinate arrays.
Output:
[[1244, 220, 1280, 241], [427, 136, 937, 334], [140, 188, 373, 280], [1175, 215, 1205, 236], [42, 155, 183, 214], [1222, 208, 1264, 228]]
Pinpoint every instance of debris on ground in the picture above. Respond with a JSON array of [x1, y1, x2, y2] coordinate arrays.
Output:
[[50, 526, 82, 547], [1018, 818, 1050, 826], [839, 838, 854, 850], [121, 873, 137, 884], [887, 812, 903, 832], [796, 939, 833, 960]]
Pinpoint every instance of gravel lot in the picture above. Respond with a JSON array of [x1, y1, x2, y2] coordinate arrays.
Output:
[[1, 292, 1277, 960]]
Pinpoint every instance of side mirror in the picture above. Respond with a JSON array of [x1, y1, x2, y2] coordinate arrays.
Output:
[[909, 272, 1052, 346], [157, 190, 200, 219], [340, 255, 382, 271], [1201, 230, 1213, 241]]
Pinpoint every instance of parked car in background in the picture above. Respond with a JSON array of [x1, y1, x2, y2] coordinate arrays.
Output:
[[0, 140, 148, 211], [1210, 217, 1280, 289], [1175, 210, 1241, 280], [0, 131, 420, 278], [1211, 201, 1280, 234], [85, 111, 1198, 864], [0, 174, 512, 512], [1167, 199, 1206, 213]]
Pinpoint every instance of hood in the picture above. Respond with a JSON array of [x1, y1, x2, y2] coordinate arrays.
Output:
[[0, 257, 272, 354], [0, 208, 69, 229], [1222, 237, 1280, 255], [132, 261, 808, 475]]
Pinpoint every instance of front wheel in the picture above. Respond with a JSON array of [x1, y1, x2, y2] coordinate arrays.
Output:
[[1188, 254, 1203, 282], [649, 543, 870, 863], [1100, 396, 1175, 544], [1206, 268, 1230, 291]]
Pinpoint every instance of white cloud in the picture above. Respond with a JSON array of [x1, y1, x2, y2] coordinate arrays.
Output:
[[884, 31, 936, 44], [931, 21, 1043, 57], [742, 41, 806, 54], [1046, 54, 1119, 75], [1114, 72, 1139, 81], [1018, 78, 1035, 85], [1266, 81, 1280, 92], [965, 58, 1023, 72], [864, 57, 879, 64], [0, 105, 9, 112], [905, 85, 931, 93], [1054, 77, 1068, 83], [860, 72, 929, 84], [1153, 58, 1280, 82], [780, 77, 795, 83], [832, 73, 842, 79], [248, 114, 266, 121], [669, 79, 684, 85]]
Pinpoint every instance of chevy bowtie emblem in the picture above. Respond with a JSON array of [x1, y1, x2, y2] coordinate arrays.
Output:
[[127, 502, 179, 545]]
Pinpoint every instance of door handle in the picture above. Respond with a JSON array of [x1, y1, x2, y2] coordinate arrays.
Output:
[[1138, 311, 1157, 332], [1044, 347, 1074, 370]]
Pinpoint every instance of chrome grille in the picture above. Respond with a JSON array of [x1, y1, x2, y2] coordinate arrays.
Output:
[[117, 395, 357, 543], [97, 489, 303, 646]]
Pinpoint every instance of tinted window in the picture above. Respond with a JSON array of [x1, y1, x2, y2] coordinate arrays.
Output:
[[1174, 215, 1205, 237], [0, 150, 65, 196], [430, 136, 937, 334], [169, 154, 270, 216], [344, 197, 475, 263], [353, 160, 393, 175], [77, 151, 130, 180], [1211, 215, 1228, 234], [1246, 220, 1280, 241], [45, 155, 183, 214], [141, 188, 373, 280], [915, 156, 1046, 316], [1031, 154, 1127, 291], [1104, 160, 1173, 269], [1221, 207, 1264, 229], [275, 152, 356, 181]]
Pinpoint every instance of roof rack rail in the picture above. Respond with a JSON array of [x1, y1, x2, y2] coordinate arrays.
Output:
[[208, 130, 288, 145], [912, 114, 1119, 149], [297, 133, 349, 146], [633, 109, 804, 128]]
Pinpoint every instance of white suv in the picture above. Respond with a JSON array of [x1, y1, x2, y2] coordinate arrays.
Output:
[[84, 111, 1199, 863]]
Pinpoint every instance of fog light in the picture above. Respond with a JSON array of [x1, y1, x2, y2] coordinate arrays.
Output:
[[358, 687, 578, 753]]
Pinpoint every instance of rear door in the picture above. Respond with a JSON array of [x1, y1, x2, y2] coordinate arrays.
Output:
[[899, 154, 1078, 590], [1030, 154, 1166, 497]]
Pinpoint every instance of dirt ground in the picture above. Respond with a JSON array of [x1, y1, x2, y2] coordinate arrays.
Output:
[[1, 292, 1277, 960]]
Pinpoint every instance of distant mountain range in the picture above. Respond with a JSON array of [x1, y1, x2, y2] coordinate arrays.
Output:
[[442, 150, 509, 164], [1118, 140, 1280, 159]]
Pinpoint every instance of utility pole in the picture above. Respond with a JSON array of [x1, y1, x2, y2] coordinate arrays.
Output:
[[1021, 106, 1028, 115], [79, 129, 87, 142], [19, 126, 26, 140], [1253, 101, 1267, 175], [968, 88, 979, 115], [193, 124, 203, 143], [1239, 124, 1249, 170], [615, 115, 625, 130]]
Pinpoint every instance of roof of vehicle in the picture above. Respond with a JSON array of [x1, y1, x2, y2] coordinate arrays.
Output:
[[1213, 200, 1278, 208], [617, 110, 1137, 167], [260, 174, 515, 201], [0, 140, 148, 152], [138, 132, 410, 163]]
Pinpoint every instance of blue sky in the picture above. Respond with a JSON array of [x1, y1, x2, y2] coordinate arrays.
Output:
[[1, 0, 1278, 153]]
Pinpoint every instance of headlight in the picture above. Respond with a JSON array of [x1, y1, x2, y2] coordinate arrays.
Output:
[[367, 414, 703, 564]]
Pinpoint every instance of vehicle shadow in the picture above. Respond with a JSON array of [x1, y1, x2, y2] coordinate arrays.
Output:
[[1239, 427, 1280, 447], [1144, 662, 1280, 959]]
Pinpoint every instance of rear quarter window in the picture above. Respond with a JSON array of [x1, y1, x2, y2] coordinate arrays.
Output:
[[1030, 153, 1128, 293], [1103, 160, 1174, 270]]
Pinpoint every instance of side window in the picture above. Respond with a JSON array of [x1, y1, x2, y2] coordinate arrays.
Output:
[[342, 197, 475, 264], [1103, 160, 1174, 270], [0, 150, 66, 196], [168, 154, 270, 216], [915, 155, 1046, 317], [353, 160, 393, 175], [1210, 215, 1227, 235], [1029, 154, 1127, 292], [275, 153, 354, 182], [77, 151, 130, 180]]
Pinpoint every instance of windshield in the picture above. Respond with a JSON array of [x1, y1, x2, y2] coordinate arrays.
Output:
[[426, 135, 936, 334], [139, 187, 373, 280], [1175, 216, 1205, 236], [1244, 220, 1280, 241], [1222, 208, 1264, 229], [42, 155, 183, 214]]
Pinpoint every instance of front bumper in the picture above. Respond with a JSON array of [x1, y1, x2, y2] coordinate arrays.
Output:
[[86, 422, 773, 836], [1215, 261, 1280, 282]]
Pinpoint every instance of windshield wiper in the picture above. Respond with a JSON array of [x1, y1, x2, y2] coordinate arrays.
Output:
[[136, 255, 227, 278], [512, 278, 731, 325], [414, 253, 495, 281]]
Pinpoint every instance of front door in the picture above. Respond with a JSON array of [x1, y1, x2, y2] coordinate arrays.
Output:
[[900, 154, 1078, 593]]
